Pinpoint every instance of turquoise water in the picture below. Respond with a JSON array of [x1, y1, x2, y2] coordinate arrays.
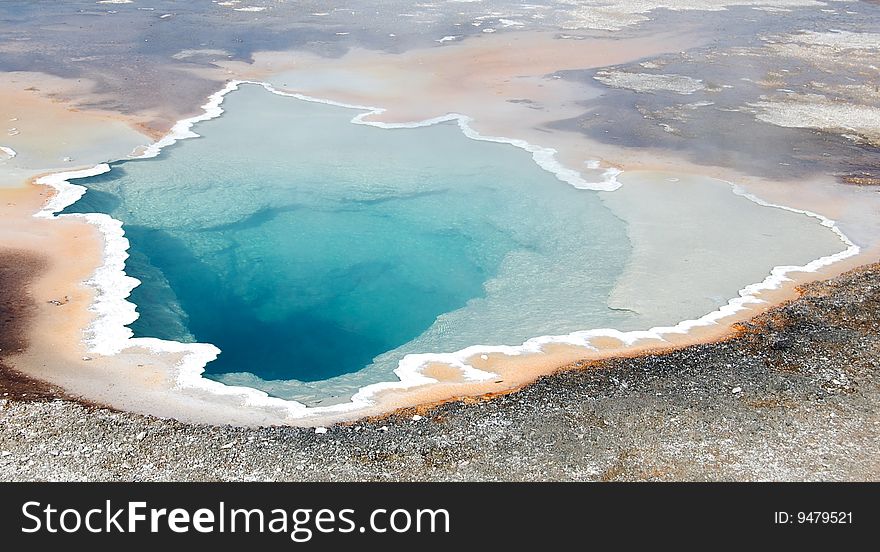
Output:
[[64, 84, 634, 402]]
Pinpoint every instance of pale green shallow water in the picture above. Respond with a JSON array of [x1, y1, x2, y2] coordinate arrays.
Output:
[[63, 84, 847, 405]]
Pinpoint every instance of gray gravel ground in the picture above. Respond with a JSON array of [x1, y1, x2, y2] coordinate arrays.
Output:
[[1, 264, 878, 481]]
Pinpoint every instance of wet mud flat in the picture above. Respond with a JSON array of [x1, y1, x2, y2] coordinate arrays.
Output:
[[1, 262, 878, 481]]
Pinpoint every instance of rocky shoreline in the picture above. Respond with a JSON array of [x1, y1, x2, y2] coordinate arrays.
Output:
[[1, 262, 878, 481]]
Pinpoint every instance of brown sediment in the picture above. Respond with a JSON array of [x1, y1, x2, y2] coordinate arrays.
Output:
[[0, 175, 135, 412], [130, 120, 171, 142], [840, 173, 880, 186], [0, 249, 60, 401], [0, 251, 46, 352]]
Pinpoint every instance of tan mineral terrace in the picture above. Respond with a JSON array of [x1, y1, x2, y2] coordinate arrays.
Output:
[[1, 32, 878, 426]]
